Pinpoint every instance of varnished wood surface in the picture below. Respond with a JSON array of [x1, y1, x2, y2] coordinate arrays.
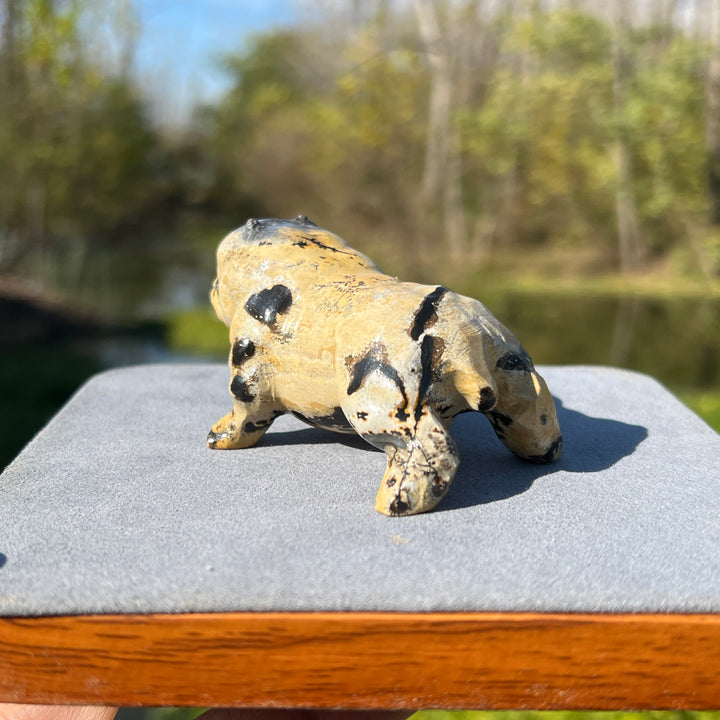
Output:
[[0, 612, 718, 710]]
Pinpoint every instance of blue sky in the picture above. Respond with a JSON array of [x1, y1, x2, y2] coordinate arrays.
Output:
[[133, 0, 298, 124]]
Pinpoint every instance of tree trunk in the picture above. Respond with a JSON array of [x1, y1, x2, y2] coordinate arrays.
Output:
[[612, 0, 644, 272], [443, 116, 467, 260], [2, 0, 20, 88], [414, 0, 451, 207], [692, 0, 707, 41], [414, 0, 468, 259], [706, 0, 720, 225]]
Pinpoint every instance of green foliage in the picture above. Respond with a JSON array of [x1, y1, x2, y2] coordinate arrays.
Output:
[[680, 389, 720, 432], [463, 9, 616, 248], [166, 308, 228, 359], [458, 8, 715, 262], [202, 22, 430, 264], [4, 0, 720, 284], [628, 35, 709, 251], [198, 3, 720, 276], [0, 0, 165, 278], [115, 709, 205, 720]]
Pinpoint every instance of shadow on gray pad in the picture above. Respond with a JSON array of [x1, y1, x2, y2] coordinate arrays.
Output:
[[261, 427, 379, 451], [266, 396, 649, 512], [440, 397, 648, 510]]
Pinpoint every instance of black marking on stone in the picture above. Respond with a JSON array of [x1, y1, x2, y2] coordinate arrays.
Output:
[[292, 407, 354, 433], [296, 234, 352, 256], [230, 376, 256, 402], [540, 413, 548, 426], [415, 334, 436, 422], [452, 407, 474, 417], [356, 411, 368, 420], [490, 410, 513, 427], [347, 345, 410, 422], [431, 479, 447, 497], [386, 477, 396, 487], [528, 436, 563, 464], [394, 408, 409, 422], [409, 286, 448, 341], [365, 429, 406, 444], [232, 338, 255, 366], [244, 419, 272, 434], [478, 386, 497, 413], [488, 410, 514, 439], [208, 424, 240, 446], [245, 284, 293, 327], [414, 335, 445, 423], [496, 350, 533, 373], [389, 496, 410, 515]]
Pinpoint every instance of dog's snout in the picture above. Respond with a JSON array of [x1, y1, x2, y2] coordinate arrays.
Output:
[[530, 435, 563, 464]]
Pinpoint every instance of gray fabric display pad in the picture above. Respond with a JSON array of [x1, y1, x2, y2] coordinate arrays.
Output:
[[0, 364, 718, 616]]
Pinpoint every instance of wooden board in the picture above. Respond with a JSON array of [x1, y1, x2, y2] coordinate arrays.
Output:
[[1, 612, 719, 709]]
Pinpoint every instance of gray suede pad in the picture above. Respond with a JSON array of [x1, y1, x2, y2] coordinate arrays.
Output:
[[0, 364, 718, 616]]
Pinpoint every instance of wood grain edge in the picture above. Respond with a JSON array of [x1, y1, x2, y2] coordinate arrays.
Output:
[[0, 612, 718, 710]]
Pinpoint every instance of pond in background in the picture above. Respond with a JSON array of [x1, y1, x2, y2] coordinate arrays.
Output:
[[493, 293, 720, 391]]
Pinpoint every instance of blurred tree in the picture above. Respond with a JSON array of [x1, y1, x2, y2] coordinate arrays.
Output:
[[202, 16, 431, 264], [463, 9, 616, 252], [456, 3, 717, 276], [629, 33, 708, 253], [0, 0, 162, 285], [707, 0, 720, 225], [612, 0, 644, 271], [149, 0, 720, 279], [201, 30, 323, 219], [414, 0, 467, 259]]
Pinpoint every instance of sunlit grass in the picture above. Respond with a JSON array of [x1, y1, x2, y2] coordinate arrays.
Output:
[[454, 269, 720, 302], [680, 390, 720, 432], [167, 307, 228, 360]]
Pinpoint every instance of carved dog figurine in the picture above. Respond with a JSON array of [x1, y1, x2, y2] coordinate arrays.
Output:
[[208, 216, 562, 516]]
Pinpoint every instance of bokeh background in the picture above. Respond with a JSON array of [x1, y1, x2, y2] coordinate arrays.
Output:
[[1, 1, 719, 717]]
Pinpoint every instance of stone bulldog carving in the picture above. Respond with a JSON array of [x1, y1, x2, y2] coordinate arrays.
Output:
[[208, 216, 562, 516]]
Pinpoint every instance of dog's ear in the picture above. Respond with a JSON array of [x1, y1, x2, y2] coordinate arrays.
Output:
[[210, 277, 232, 326], [452, 324, 498, 414]]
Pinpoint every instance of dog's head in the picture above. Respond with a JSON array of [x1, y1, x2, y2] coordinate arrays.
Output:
[[484, 345, 562, 463]]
